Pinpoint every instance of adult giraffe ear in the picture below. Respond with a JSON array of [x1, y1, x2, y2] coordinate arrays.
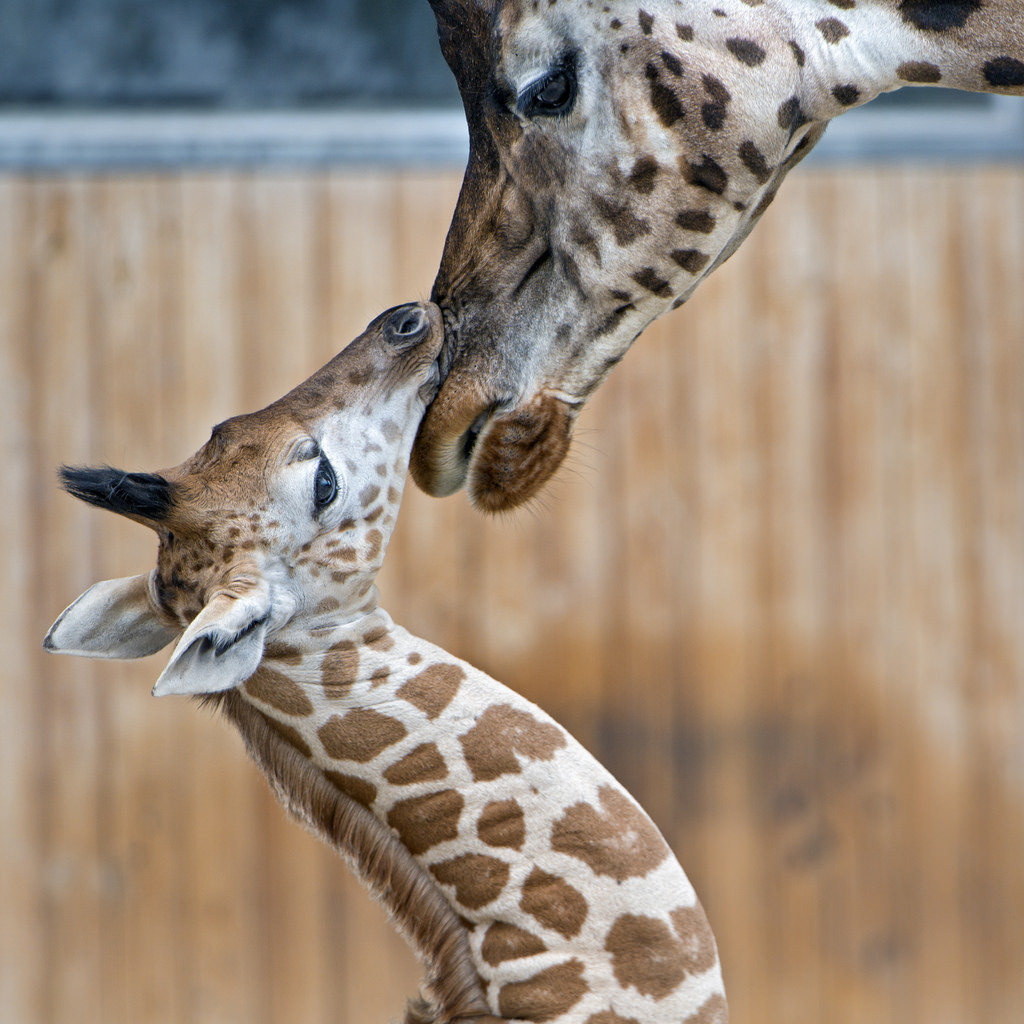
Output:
[[153, 585, 270, 698], [44, 573, 180, 659]]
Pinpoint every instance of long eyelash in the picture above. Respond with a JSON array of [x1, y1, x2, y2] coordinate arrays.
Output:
[[517, 53, 578, 115]]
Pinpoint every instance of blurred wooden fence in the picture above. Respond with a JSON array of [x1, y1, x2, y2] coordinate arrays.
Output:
[[2, 167, 1022, 1024]]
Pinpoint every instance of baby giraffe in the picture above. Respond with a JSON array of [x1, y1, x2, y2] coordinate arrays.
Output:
[[44, 302, 727, 1024]]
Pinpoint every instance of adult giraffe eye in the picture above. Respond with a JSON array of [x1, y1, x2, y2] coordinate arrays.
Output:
[[313, 457, 337, 511], [520, 62, 577, 117]]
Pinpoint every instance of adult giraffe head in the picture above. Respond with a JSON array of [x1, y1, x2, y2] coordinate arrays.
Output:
[[411, 0, 1024, 511]]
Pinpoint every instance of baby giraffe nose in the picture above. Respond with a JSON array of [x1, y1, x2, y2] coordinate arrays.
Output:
[[384, 303, 431, 347]]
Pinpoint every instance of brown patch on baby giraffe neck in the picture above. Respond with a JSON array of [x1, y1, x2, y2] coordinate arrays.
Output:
[[362, 624, 394, 651], [684, 155, 729, 195], [365, 529, 383, 561], [670, 904, 720, 975], [551, 785, 669, 880], [262, 641, 302, 664], [519, 867, 588, 938], [323, 769, 377, 809], [984, 57, 1024, 87], [497, 959, 588, 1022], [671, 248, 711, 274], [632, 267, 672, 297], [317, 708, 407, 763], [321, 639, 359, 697], [397, 662, 464, 719], [480, 922, 547, 966], [831, 83, 860, 106], [701, 74, 730, 130], [459, 704, 567, 782], [383, 742, 449, 785], [386, 789, 464, 855], [899, 0, 981, 32], [686, 993, 729, 1023], [244, 666, 314, 718], [739, 139, 772, 183], [605, 913, 688, 999], [429, 853, 510, 910], [476, 798, 526, 849], [314, 595, 341, 617]]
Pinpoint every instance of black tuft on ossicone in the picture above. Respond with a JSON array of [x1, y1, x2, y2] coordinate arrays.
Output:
[[59, 465, 173, 521]]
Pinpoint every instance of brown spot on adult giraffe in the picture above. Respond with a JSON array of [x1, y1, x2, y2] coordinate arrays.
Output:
[[413, 0, 1024, 511]]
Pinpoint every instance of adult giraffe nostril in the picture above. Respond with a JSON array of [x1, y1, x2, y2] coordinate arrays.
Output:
[[385, 304, 428, 346]]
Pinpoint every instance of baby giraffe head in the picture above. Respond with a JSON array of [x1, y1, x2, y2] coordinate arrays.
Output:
[[45, 302, 443, 697]]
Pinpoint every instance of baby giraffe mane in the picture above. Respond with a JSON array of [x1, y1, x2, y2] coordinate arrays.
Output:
[[211, 690, 496, 1024]]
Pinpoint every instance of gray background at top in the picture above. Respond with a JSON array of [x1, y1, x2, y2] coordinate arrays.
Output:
[[0, 1, 970, 112], [0, 0, 1015, 169], [0, 0, 461, 108]]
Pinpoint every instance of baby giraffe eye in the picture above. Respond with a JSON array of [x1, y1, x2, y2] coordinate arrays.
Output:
[[313, 457, 337, 511]]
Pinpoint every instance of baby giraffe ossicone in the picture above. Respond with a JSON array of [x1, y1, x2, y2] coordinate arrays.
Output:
[[44, 303, 727, 1024]]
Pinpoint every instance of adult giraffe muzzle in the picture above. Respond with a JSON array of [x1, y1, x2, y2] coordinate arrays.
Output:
[[411, 0, 1024, 511]]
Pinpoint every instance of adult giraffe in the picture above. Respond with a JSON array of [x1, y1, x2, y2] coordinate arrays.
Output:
[[410, 0, 1024, 511]]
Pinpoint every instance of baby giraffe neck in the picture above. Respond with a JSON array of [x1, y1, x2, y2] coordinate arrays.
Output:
[[222, 610, 727, 1024]]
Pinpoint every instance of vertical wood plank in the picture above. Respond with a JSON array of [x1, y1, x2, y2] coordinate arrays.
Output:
[[31, 178, 107, 1024], [0, 176, 46, 1024], [827, 169, 898, 1024], [956, 169, 1024, 1023], [903, 172, 970, 1024]]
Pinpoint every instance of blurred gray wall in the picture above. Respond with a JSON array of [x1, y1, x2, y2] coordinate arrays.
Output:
[[0, 0, 460, 108], [0, 0, 1018, 167]]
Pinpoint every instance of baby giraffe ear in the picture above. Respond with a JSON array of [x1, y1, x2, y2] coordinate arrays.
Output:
[[153, 586, 270, 698], [44, 573, 180, 659]]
